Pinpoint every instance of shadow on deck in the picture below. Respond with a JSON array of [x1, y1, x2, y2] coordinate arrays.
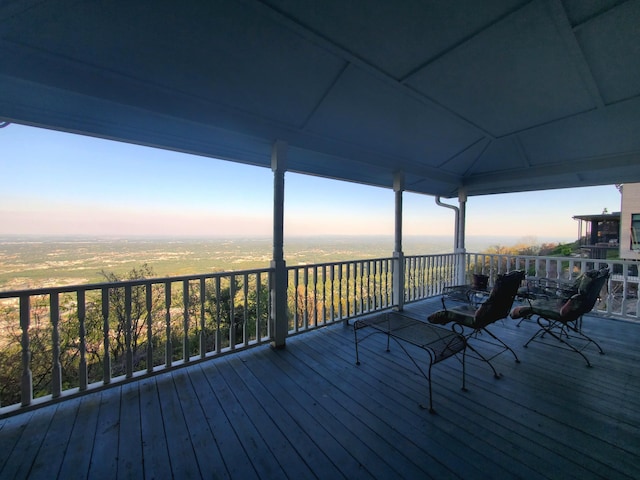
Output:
[[1, 298, 639, 479]]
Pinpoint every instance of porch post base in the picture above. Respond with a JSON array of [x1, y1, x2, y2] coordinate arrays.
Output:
[[270, 258, 288, 349]]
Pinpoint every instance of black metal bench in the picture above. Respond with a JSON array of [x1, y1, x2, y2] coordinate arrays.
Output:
[[353, 311, 467, 413]]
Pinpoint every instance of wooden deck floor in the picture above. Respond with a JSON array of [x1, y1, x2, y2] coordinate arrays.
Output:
[[1, 298, 639, 479]]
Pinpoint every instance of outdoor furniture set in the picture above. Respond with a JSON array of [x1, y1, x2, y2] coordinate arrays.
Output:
[[512, 267, 609, 367], [353, 268, 609, 411]]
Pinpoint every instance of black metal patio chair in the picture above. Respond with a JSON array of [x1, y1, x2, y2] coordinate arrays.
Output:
[[515, 275, 581, 326], [427, 270, 525, 378], [512, 267, 609, 367]]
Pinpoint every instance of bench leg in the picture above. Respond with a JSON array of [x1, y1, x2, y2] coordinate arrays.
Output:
[[461, 346, 468, 392], [483, 327, 520, 363], [420, 363, 436, 414], [465, 342, 502, 378]]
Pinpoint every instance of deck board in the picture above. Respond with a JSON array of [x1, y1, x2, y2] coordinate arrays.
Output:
[[316, 326, 569, 479], [185, 365, 256, 479], [1, 297, 639, 479], [88, 389, 121, 479], [205, 362, 287, 479], [171, 366, 228, 479], [0, 411, 34, 473], [286, 335, 444, 479], [216, 356, 316, 479], [138, 377, 172, 479], [225, 354, 344, 479], [29, 397, 78, 478], [245, 347, 372, 479], [2, 405, 55, 479], [263, 344, 403, 479], [293, 331, 493, 479], [117, 381, 144, 479], [407, 302, 640, 478], [156, 372, 202, 479], [58, 393, 101, 478]]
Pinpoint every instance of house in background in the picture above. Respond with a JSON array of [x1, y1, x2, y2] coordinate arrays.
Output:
[[572, 183, 640, 261], [573, 210, 620, 259], [620, 183, 640, 261]]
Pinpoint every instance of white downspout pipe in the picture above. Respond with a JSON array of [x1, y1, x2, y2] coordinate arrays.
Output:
[[458, 190, 467, 253], [435, 196, 460, 252], [436, 193, 467, 285]]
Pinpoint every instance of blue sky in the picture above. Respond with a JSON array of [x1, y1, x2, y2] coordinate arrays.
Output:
[[0, 123, 622, 243]]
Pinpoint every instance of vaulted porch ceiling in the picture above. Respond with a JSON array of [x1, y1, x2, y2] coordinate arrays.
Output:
[[1, 0, 639, 198]]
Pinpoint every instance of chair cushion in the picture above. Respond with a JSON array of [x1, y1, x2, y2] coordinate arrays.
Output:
[[558, 268, 606, 320], [576, 269, 599, 294], [510, 305, 532, 319], [512, 298, 564, 320], [473, 270, 524, 327], [530, 302, 565, 320], [559, 293, 585, 318], [428, 305, 476, 327]]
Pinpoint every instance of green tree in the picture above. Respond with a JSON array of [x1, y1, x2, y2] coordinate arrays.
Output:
[[85, 264, 163, 377]]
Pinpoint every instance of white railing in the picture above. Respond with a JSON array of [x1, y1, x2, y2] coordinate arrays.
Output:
[[287, 257, 395, 333], [404, 253, 459, 302], [1, 251, 637, 415], [0, 268, 272, 413], [401, 252, 639, 320], [463, 253, 640, 319], [0, 257, 400, 414]]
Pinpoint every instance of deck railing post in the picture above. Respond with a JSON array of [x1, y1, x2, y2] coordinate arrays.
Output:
[[393, 172, 405, 310], [199, 278, 206, 359], [20, 295, 32, 407], [457, 191, 467, 285], [182, 279, 190, 360], [78, 290, 88, 391], [165, 282, 172, 367], [102, 288, 111, 384], [50, 293, 62, 397], [393, 251, 405, 309], [146, 284, 154, 372], [271, 140, 288, 348], [125, 285, 133, 378]]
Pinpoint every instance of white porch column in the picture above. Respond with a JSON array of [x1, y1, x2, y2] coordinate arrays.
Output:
[[270, 141, 288, 349], [392, 172, 405, 310], [457, 190, 467, 285]]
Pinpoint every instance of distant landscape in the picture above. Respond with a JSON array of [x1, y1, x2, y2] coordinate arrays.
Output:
[[0, 234, 565, 291]]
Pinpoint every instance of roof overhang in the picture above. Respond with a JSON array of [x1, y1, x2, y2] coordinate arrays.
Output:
[[1, 0, 639, 198]]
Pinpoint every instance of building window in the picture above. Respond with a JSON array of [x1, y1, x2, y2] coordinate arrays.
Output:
[[632, 214, 640, 250]]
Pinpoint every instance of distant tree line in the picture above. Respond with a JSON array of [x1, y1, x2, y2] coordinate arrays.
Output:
[[481, 238, 577, 257]]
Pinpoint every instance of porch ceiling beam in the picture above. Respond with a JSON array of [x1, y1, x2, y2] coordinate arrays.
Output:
[[248, 0, 495, 138], [463, 150, 640, 190]]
